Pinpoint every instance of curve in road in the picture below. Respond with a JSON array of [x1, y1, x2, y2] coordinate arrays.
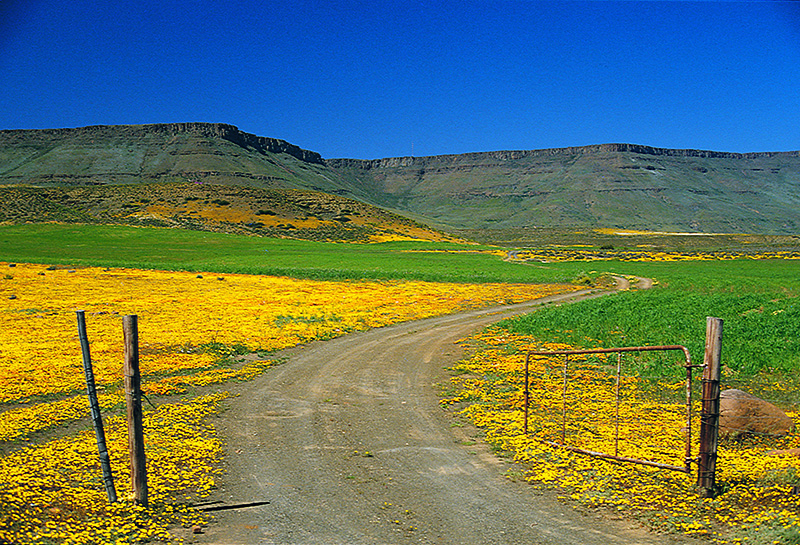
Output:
[[198, 284, 696, 545]]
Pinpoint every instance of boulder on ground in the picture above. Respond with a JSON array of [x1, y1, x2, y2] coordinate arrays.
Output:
[[718, 389, 794, 438]]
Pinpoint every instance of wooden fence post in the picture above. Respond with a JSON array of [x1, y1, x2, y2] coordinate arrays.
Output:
[[523, 351, 530, 435], [697, 316, 723, 498], [76, 310, 117, 503], [123, 315, 148, 507]]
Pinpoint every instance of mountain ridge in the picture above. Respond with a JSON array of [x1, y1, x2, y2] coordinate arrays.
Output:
[[326, 142, 800, 169], [4, 122, 798, 164], [0, 122, 325, 165], [2, 122, 800, 237]]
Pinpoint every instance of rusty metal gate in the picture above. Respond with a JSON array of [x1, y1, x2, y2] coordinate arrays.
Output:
[[523, 345, 701, 474]]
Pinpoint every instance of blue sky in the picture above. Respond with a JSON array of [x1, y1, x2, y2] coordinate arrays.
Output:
[[1, 1, 798, 159]]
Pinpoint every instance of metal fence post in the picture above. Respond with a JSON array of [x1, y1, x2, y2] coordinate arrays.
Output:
[[77, 310, 117, 503], [697, 317, 723, 498]]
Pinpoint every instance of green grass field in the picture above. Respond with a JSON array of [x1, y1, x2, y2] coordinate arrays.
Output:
[[3, 223, 799, 387], [500, 258, 800, 399], [0, 223, 580, 283]]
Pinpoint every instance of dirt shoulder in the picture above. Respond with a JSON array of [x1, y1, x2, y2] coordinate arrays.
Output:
[[195, 286, 697, 545]]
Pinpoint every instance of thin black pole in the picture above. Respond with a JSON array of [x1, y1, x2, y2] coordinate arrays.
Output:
[[77, 310, 117, 503]]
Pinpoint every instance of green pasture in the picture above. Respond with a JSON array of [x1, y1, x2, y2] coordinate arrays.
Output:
[[3, 223, 799, 385], [0, 223, 577, 284], [500, 258, 800, 394]]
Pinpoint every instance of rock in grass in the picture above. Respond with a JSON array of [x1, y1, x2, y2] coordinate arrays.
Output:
[[719, 389, 794, 438]]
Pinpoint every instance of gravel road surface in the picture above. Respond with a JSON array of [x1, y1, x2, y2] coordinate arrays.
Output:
[[197, 287, 698, 545]]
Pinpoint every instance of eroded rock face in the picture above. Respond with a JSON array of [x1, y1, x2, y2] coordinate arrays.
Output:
[[719, 389, 794, 438]]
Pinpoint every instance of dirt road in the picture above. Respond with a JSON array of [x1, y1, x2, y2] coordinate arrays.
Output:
[[198, 286, 696, 545]]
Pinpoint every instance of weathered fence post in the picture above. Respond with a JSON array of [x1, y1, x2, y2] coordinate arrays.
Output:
[[697, 316, 723, 498], [523, 351, 530, 435], [77, 310, 117, 503], [123, 315, 148, 507], [561, 354, 569, 444], [614, 352, 622, 457]]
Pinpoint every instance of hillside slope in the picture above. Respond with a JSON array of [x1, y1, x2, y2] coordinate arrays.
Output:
[[0, 182, 453, 243], [327, 145, 800, 234], [0, 123, 455, 242], [2, 123, 800, 236], [0, 122, 338, 190]]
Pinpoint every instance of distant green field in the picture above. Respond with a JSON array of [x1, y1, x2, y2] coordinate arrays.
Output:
[[500, 258, 800, 388], [0, 223, 581, 284], [4, 223, 799, 384]]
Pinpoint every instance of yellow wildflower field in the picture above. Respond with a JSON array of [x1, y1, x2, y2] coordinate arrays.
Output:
[[0, 263, 574, 404], [444, 328, 800, 545], [507, 247, 800, 263], [0, 262, 576, 543], [1, 393, 227, 544]]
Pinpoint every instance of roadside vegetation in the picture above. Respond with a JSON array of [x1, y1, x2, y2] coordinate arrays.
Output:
[[0, 223, 798, 544], [443, 328, 800, 545], [0, 258, 574, 544], [505, 257, 800, 380], [445, 253, 800, 545]]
